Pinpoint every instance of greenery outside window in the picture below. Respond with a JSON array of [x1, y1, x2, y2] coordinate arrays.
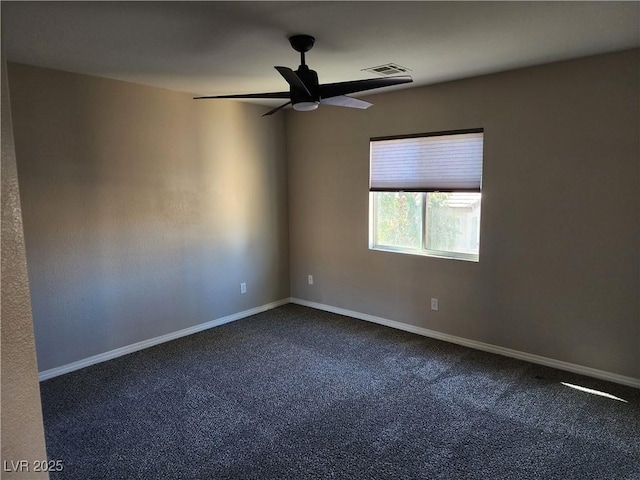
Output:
[[369, 129, 484, 262]]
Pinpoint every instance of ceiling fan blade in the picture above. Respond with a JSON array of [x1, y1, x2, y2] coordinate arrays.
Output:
[[320, 95, 372, 109], [262, 101, 292, 117], [193, 91, 290, 100], [274, 66, 311, 96], [319, 75, 412, 99]]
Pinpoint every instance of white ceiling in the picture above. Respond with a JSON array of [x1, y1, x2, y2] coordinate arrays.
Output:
[[2, 1, 639, 105]]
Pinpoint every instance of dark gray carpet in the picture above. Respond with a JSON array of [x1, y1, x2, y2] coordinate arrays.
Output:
[[40, 304, 640, 479]]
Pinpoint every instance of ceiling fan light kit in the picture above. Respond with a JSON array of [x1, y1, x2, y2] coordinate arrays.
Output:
[[194, 34, 413, 116], [293, 101, 319, 112]]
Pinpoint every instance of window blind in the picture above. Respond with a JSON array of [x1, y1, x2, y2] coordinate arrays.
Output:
[[370, 130, 483, 192]]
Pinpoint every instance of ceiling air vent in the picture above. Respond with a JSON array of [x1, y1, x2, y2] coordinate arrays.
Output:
[[362, 63, 412, 76]]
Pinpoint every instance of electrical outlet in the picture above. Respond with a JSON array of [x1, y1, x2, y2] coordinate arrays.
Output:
[[308, 274, 314, 285], [240, 282, 247, 294], [431, 298, 439, 311]]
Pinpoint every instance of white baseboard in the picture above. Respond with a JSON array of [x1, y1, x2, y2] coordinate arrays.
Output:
[[40, 297, 639, 389], [38, 298, 290, 381], [290, 297, 640, 389]]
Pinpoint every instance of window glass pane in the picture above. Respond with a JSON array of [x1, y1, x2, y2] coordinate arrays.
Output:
[[375, 192, 423, 249], [426, 192, 481, 255]]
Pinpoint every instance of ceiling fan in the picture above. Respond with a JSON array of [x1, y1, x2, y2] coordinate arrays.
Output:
[[194, 34, 413, 116]]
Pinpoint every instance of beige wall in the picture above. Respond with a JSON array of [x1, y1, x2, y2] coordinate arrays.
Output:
[[287, 49, 640, 379], [5, 50, 639, 386], [8, 63, 289, 372], [1, 60, 48, 478]]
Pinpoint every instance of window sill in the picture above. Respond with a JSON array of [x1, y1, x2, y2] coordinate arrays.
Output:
[[370, 245, 479, 263]]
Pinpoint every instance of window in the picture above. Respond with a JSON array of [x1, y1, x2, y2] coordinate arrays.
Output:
[[369, 129, 484, 262]]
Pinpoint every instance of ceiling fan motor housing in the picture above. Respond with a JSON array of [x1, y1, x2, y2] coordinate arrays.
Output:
[[292, 65, 320, 105]]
